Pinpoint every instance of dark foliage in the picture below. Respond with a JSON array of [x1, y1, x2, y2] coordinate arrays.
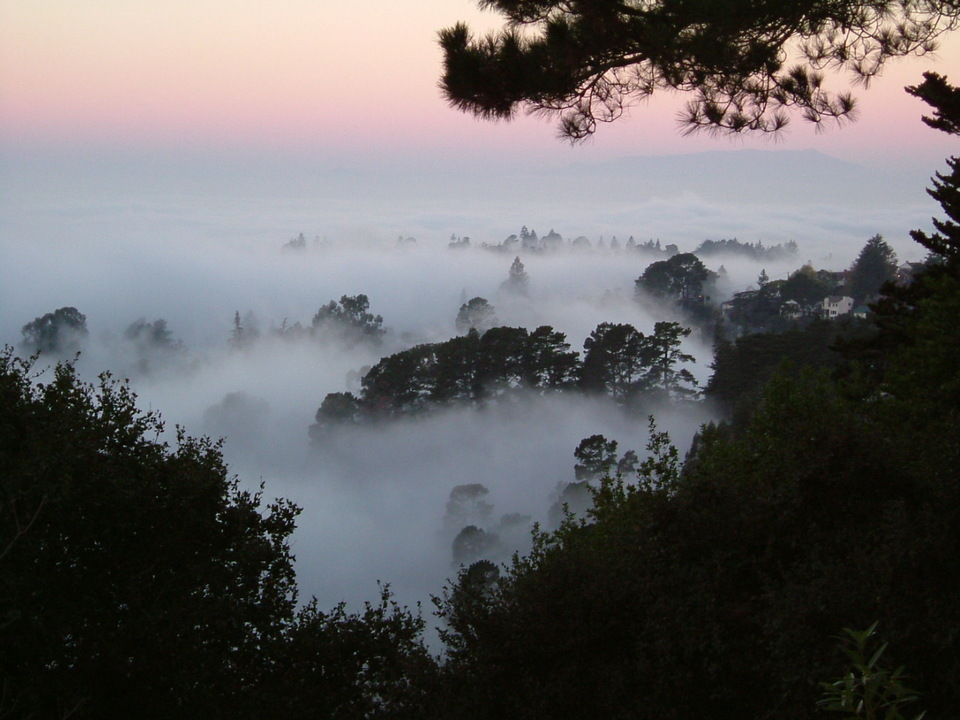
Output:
[[723, 284, 793, 332], [432, 357, 960, 719], [429, 202, 960, 718], [310, 391, 363, 442], [635, 252, 711, 309], [452, 526, 500, 567], [906, 70, 960, 137], [20, 307, 88, 356], [439, 0, 960, 140], [694, 238, 797, 261], [907, 72, 960, 263], [0, 351, 299, 717], [455, 297, 498, 334], [312, 294, 386, 345], [572, 434, 619, 481], [781, 265, 836, 305], [256, 589, 436, 720], [580, 322, 648, 401], [312, 325, 579, 431], [847, 234, 898, 302], [581, 321, 699, 404], [911, 155, 960, 263], [314, 320, 700, 434], [0, 350, 433, 719], [706, 317, 873, 418]]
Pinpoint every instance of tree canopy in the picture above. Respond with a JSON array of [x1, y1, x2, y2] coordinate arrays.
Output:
[[312, 294, 386, 345], [908, 71, 960, 263], [456, 297, 498, 334], [847, 234, 898, 301], [635, 252, 710, 307], [311, 320, 701, 435], [432, 333, 960, 718], [20, 307, 88, 356], [0, 351, 298, 716], [500, 256, 530, 296], [580, 322, 649, 400], [317, 325, 580, 426], [0, 350, 432, 718], [439, 0, 960, 140]]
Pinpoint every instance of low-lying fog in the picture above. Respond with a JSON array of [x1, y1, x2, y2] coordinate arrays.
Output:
[[0, 149, 938, 628]]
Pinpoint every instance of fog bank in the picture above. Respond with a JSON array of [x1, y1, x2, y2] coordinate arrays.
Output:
[[0, 146, 940, 619]]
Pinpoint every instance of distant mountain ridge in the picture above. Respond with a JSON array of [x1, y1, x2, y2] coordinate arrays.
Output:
[[553, 148, 930, 206]]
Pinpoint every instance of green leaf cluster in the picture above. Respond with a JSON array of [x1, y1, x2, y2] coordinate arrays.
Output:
[[819, 623, 926, 720]]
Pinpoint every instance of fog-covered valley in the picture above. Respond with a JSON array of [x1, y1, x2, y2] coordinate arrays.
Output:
[[0, 149, 938, 622], [7, 0, 960, 709]]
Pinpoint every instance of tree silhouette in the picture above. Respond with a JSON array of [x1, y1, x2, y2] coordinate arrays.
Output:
[[642, 321, 699, 400], [635, 253, 710, 307], [456, 297, 498, 334], [911, 156, 960, 263], [1, 351, 435, 718], [573, 434, 619, 481], [20, 307, 88, 355], [907, 72, 960, 263], [0, 352, 299, 717], [848, 235, 898, 302], [781, 265, 832, 307], [906, 70, 960, 137], [312, 294, 385, 345], [439, 0, 960, 140], [581, 322, 648, 401], [500, 256, 530, 297]]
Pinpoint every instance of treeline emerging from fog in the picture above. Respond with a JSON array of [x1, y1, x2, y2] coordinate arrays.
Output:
[[286, 226, 800, 262], [4, 190, 957, 719], [4, 249, 959, 717], [312, 321, 697, 438]]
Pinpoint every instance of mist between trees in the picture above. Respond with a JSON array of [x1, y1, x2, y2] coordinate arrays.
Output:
[[0, 230, 808, 605], [3, 228, 916, 607], [3, 208, 955, 717], [6, 0, 960, 711]]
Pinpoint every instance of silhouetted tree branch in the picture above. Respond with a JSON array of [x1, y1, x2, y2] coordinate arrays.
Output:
[[440, 0, 960, 140]]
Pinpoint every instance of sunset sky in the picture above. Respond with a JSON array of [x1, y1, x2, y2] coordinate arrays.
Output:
[[3, 0, 960, 170]]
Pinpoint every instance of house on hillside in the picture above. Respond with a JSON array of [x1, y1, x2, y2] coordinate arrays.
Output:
[[821, 295, 854, 318]]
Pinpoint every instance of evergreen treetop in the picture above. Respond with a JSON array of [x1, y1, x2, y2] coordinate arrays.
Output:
[[439, 0, 960, 140]]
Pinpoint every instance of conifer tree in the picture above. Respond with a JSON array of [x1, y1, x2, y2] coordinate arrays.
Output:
[[439, 0, 960, 140], [907, 72, 960, 262], [848, 235, 898, 302], [501, 256, 530, 297], [911, 157, 960, 263]]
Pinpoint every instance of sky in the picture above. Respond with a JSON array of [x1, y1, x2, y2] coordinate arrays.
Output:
[[2, 0, 960, 170], [4, 0, 960, 259]]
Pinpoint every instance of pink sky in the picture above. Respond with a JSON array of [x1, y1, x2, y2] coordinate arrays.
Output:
[[2, 0, 959, 169]]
